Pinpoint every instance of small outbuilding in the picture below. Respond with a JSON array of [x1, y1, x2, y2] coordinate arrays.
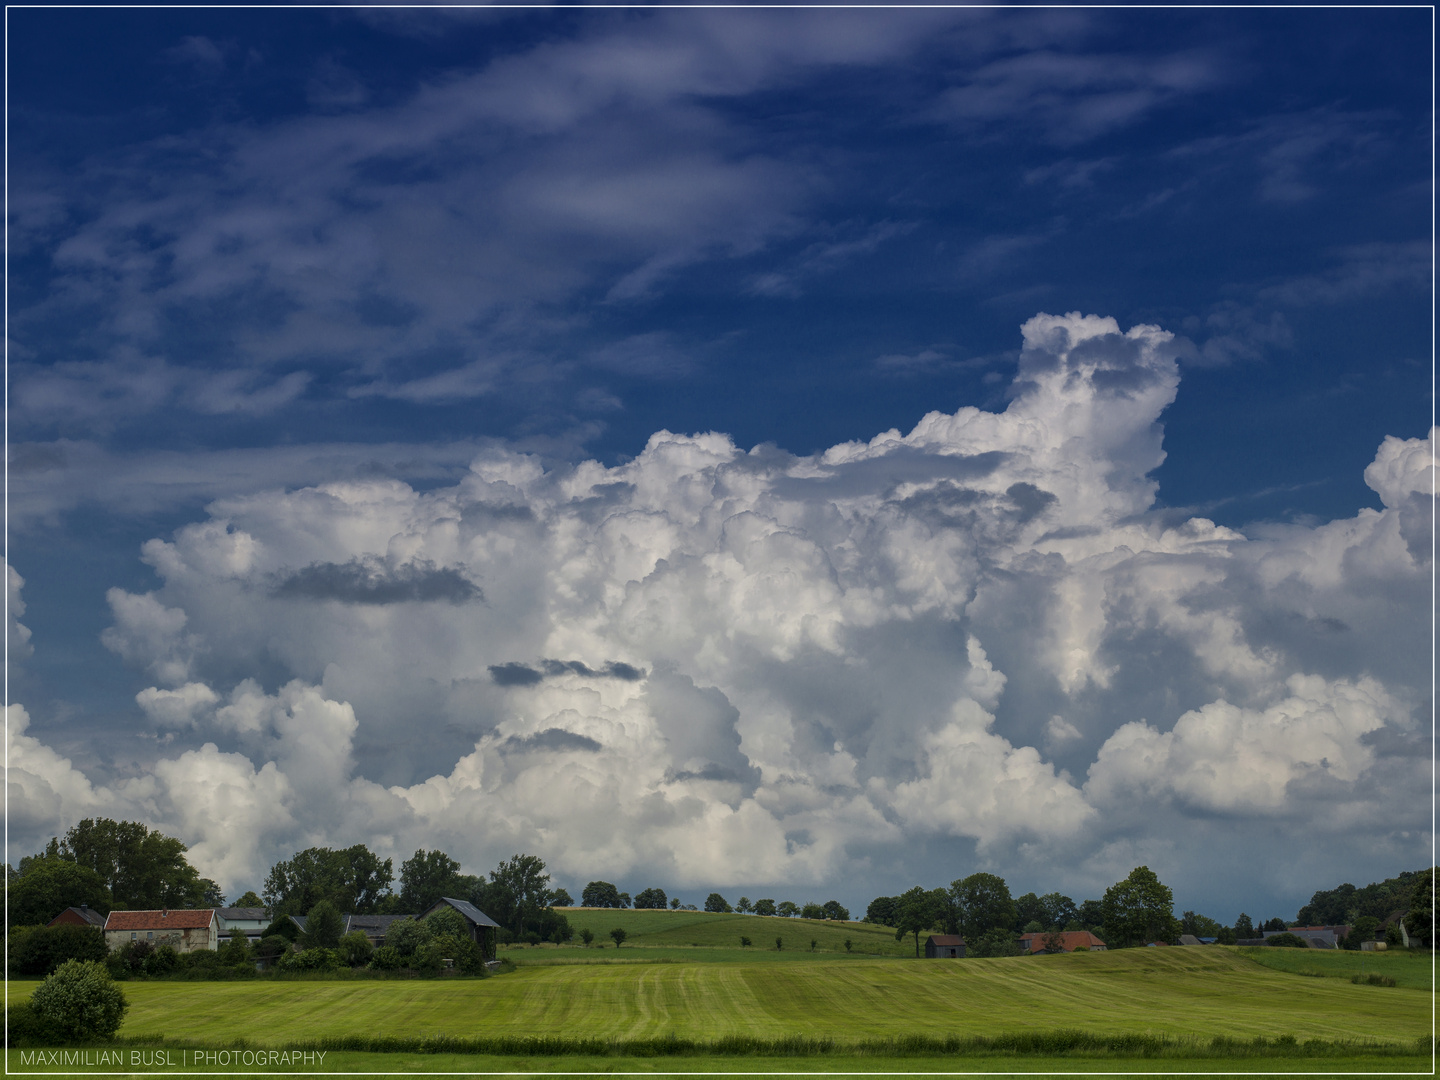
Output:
[[924, 934, 966, 958], [48, 905, 107, 929]]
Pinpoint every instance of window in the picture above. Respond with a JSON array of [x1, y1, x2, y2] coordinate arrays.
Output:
[[147, 932, 153, 939], [131, 932, 137, 941]]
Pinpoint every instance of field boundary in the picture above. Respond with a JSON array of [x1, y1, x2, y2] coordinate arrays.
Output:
[[13, 1031, 1430, 1060]]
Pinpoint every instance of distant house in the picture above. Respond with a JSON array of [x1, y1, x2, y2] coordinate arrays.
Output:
[[1262, 925, 1349, 949], [1018, 930, 1106, 954], [342, 914, 415, 947], [48, 905, 106, 929], [215, 906, 269, 945], [104, 909, 218, 953], [924, 934, 966, 958], [1381, 910, 1411, 948], [421, 898, 502, 958], [1177, 935, 1206, 946]]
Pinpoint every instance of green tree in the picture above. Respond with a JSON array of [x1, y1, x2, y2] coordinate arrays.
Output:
[[29, 960, 128, 1041], [1014, 892, 1045, 932], [233, 891, 264, 907], [865, 896, 898, 926], [735, 897, 752, 913], [609, 927, 627, 947], [300, 899, 344, 948], [50, 819, 207, 911], [220, 929, 251, 967], [752, 898, 776, 917], [801, 902, 825, 919], [264, 845, 394, 916], [634, 887, 668, 909], [740, 936, 751, 947], [775, 936, 783, 950], [670, 898, 681, 909], [579, 928, 594, 946], [704, 893, 732, 913], [384, 918, 432, 957], [1403, 869, 1433, 947], [822, 900, 850, 922], [893, 885, 939, 958], [9, 925, 108, 977], [968, 928, 1022, 958], [549, 887, 573, 907], [338, 930, 375, 966], [952, 873, 1016, 941], [1040, 893, 1078, 930], [1233, 913, 1255, 938], [1101, 866, 1179, 948], [399, 849, 464, 914], [582, 881, 623, 908], [776, 901, 799, 918], [7, 858, 112, 929]]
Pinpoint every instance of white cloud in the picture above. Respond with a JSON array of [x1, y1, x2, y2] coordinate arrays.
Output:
[[6, 313, 1429, 905]]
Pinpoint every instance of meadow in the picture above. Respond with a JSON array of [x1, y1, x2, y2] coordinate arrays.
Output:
[[1236, 943, 1432, 989], [8, 946, 1429, 1048]]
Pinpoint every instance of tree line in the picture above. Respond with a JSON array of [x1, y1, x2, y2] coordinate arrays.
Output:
[[580, 881, 850, 921]]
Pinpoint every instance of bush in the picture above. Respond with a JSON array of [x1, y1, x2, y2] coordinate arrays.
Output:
[[276, 947, 341, 973], [369, 946, 404, 971], [300, 900, 344, 949], [143, 945, 179, 976], [385, 918, 431, 957], [5, 1001, 71, 1047], [1352, 972, 1397, 986], [252, 935, 291, 967], [339, 931, 375, 967], [180, 948, 222, 972], [28, 960, 128, 1042], [1266, 933, 1310, 949], [968, 929, 1022, 958], [609, 928, 627, 947], [8, 925, 108, 977], [424, 906, 469, 940]]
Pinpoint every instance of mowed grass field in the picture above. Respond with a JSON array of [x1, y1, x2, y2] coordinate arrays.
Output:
[[7, 947, 1430, 1047], [1237, 944, 1432, 988], [538, 906, 909, 958]]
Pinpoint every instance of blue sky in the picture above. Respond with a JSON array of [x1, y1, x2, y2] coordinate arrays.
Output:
[[6, 6, 1432, 922]]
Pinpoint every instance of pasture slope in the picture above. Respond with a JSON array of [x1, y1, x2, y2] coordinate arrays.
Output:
[[551, 906, 911, 957]]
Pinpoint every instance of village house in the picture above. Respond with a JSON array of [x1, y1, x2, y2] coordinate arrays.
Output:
[[104, 909, 219, 953], [215, 906, 270, 945], [1017, 930, 1107, 954]]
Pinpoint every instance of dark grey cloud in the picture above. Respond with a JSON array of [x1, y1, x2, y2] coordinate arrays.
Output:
[[489, 659, 648, 686], [272, 557, 481, 605], [502, 727, 603, 754]]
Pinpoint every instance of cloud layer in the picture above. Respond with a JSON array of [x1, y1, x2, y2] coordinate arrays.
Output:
[[7, 312, 1431, 910]]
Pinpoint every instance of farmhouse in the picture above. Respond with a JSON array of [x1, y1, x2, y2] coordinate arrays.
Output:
[[48, 905, 106, 929], [924, 934, 966, 958], [104, 909, 219, 952], [1017, 930, 1107, 954], [343, 914, 415, 947]]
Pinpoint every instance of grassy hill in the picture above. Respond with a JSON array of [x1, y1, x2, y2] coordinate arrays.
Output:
[[548, 906, 909, 957], [8, 945, 1428, 1049]]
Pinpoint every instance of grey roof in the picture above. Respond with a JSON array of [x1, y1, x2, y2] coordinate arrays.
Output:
[[426, 897, 501, 929], [55, 906, 107, 927], [343, 914, 414, 934], [217, 907, 269, 920], [288, 915, 307, 932]]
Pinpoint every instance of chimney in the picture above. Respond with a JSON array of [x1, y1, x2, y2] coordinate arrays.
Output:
[[162, 909, 169, 918]]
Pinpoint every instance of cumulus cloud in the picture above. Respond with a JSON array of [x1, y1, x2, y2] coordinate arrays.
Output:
[[6, 313, 1430, 905]]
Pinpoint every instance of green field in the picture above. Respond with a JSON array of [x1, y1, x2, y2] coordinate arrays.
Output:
[[8, 946, 1430, 1048], [543, 907, 910, 957], [1236, 944, 1433, 988]]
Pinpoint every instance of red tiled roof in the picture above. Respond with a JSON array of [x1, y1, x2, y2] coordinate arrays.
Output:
[[1018, 930, 1106, 953], [105, 909, 215, 931]]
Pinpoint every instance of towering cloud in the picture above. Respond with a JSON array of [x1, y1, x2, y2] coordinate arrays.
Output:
[[7, 313, 1430, 905]]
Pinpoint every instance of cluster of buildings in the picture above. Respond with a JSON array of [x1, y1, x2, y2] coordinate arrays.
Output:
[[923, 930, 1108, 958], [47, 899, 501, 956]]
